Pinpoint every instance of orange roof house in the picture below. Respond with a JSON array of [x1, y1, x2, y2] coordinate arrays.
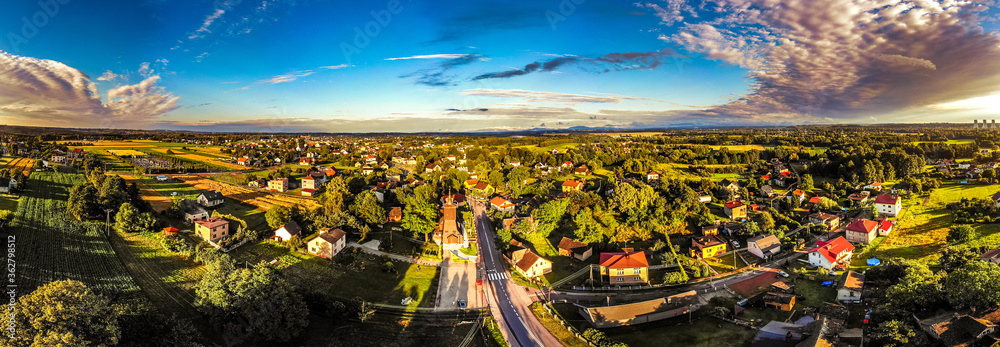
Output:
[[599, 251, 649, 284], [562, 179, 583, 193], [490, 196, 515, 213]]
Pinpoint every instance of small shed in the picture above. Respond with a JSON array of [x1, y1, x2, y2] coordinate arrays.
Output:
[[162, 226, 179, 236]]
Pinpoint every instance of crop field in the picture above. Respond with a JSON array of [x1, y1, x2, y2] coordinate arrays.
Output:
[[127, 177, 174, 211], [9, 172, 141, 298], [106, 149, 147, 156], [4, 157, 34, 175], [60, 140, 158, 147], [175, 176, 321, 210], [148, 148, 244, 170]]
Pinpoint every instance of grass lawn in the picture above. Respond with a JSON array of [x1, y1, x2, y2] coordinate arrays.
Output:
[[704, 251, 748, 274], [235, 243, 441, 308], [530, 303, 590, 347], [875, 182, 998, 262]]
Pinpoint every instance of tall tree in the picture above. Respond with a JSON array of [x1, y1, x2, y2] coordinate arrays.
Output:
[[1, 280, 120, 346], [352, 190, 386, 225], [68, 184, 99, 221], [195, 257, 309, 343], [115, 202, 156, 233], [400, 184, 438, 242], [266, 205, 292, 230]]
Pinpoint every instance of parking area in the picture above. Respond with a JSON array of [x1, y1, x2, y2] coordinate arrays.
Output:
[[435, 258, 484, 310]]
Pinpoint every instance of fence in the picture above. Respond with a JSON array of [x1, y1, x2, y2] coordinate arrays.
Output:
[[540, 302, 598, 347]]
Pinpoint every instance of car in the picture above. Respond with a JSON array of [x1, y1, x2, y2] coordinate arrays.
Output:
[[829, 271, 839, 276], [863, 310, 872, 324], [732, 240, 741, 248], [171, 192, 178, 196], [776, 270, 789, 278], [457, 300, 467, 308]]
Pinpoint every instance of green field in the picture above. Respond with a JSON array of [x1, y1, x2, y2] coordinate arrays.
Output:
[[910, 140, 976, 145], [9, 172, 141, 297], [873, 182, 998, 262]]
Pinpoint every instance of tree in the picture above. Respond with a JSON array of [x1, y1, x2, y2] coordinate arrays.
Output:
[[266, 205, 292, 230], [506, 166, 531, 197], [1, 280, 120, 346], [98, 175, 129, 210], [322, 176, 349, 214], [352, 191, 386, 225], [68, 183, 99, 221], [816, 197, 839, 211], [753, 211, 776, 231], [800, 174, 814, 191], [944, 260, 1000, 309], [115, 202, 157, 233], [400, 184, 438, 242], [195, 257, 309, 342], [948, 225, 976, 244], [872, 320, 921, 347]]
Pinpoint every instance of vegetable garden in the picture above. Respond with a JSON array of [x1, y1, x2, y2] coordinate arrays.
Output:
[[8, 172, 141, 299]]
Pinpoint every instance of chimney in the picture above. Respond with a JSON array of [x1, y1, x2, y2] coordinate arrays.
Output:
[[623, 248, 634, 253]]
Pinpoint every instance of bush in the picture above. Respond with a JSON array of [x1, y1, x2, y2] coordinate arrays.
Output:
[[948, 225, 976, 244]]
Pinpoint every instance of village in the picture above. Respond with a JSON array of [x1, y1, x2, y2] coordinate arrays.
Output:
[[3, 126, 1000, 347]]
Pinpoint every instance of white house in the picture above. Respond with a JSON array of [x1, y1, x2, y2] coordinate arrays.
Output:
[[308, 228, 348, 259], [748, 234, 781, 260], [196, 190, 225, 208], [808, 237, 855, 270], [837, 271, 864, 303], [874, 195, 901, 217], [273, 220, 302, 242]]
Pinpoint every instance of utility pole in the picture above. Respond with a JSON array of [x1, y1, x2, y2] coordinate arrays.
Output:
[[104, 208, 114, 236]]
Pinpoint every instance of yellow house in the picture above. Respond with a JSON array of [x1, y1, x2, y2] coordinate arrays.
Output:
[[561, 180, 583, 193], [464, 179, 479, 190], [691, 234, 727, 258], [473, 181, 495, 196], [599, 251, 649, 284]]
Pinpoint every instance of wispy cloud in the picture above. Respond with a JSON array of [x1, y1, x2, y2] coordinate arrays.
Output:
[[319, 64, 353, 70], [189, 8, 226, 40], [400, 53, 487, 86], [472, 50, 680, 80], [462, 88, 664, 105], [258, 70, 316, 84], [385, 54, 470, 61]]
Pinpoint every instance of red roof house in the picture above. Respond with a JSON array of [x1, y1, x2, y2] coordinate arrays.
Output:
[[845, 219, 878, 244], [809, 237, 854, 270]]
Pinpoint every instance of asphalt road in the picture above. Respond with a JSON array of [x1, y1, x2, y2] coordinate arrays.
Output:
[[472, 200, 561, 347]]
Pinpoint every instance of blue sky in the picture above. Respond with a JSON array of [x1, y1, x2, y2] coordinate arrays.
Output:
[[2, 1, 1000, 132]]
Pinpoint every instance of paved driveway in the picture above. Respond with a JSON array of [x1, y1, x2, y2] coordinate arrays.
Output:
[[435, 258, 483, 310]]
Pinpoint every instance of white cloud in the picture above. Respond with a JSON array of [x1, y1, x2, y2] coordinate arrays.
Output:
[[649, 0, 1000, 121], [0, 51, 179, 127], [96, 70, 119, 82], [385, 54, 470, 61]]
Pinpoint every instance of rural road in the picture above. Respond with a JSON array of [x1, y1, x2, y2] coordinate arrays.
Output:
[[473, 200, 562, 347]]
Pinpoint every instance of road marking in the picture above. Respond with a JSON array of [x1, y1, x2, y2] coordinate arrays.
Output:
[[487, 271, 508, 281]]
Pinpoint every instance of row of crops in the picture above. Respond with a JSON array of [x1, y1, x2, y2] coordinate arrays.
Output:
[[8, 172, 141, 299]]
